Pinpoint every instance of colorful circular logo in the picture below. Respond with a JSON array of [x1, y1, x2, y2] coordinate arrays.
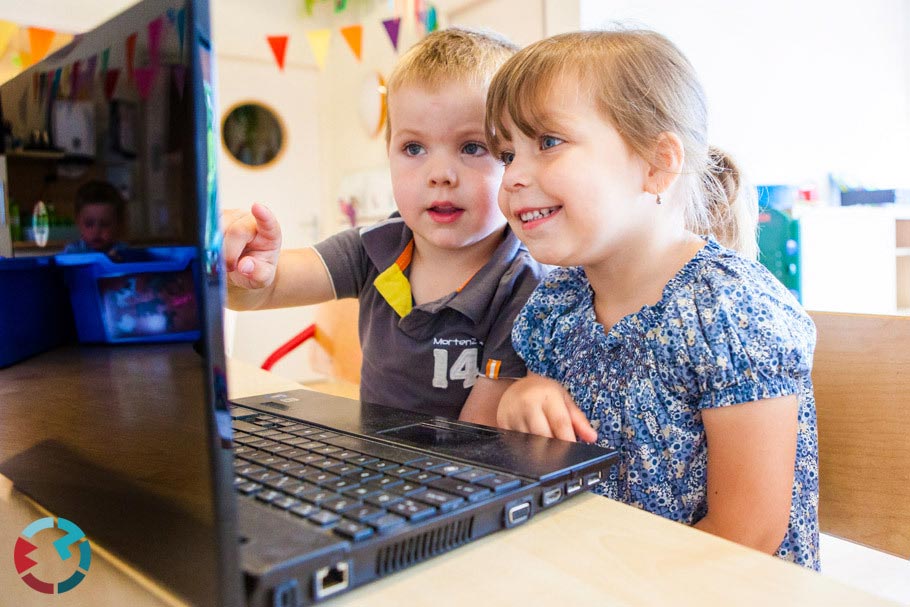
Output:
[[14, 517, 91, 594]]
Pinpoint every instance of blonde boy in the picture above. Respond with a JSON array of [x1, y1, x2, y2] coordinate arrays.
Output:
[[223, 29, 547, 424]]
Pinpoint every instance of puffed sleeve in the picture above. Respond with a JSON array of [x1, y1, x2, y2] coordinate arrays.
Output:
[[660, 259, 816, 410]]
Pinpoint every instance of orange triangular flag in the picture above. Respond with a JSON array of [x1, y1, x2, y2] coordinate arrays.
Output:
[[0, 21, 17, 59], [28, 27, 55, 64], [267, 35, 288, 71], [339, 25, 362, 62]]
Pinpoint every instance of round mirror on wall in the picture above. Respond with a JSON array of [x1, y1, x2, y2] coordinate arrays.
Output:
[[221, 102, 285, 168]]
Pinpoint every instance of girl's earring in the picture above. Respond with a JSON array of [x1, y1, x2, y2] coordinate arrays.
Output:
[[655, 193, 662, 205]]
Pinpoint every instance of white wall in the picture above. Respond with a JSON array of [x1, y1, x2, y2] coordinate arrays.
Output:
[[579, 0, 910, 193]]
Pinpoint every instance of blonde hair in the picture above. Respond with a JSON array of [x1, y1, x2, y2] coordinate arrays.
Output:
[[485, 29, 758, 258], [385, 27, 518, 144]]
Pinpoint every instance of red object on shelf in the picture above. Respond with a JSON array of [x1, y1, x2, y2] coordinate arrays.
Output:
[[261, 323, 316, 371]]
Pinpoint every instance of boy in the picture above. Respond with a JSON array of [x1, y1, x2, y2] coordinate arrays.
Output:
[[222, 28, 547, 424], [63, 180, 127, 256]]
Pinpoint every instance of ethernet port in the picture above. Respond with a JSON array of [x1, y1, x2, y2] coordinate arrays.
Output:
[[314, 561, 350, 600]]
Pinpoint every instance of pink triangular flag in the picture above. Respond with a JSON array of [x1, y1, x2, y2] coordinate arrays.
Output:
[[267, 35, 288, 70], [382, 18, 401, 51], [104, 68, 120, 100], [148, 17, 164, 66], [134, 66, 157, 100]]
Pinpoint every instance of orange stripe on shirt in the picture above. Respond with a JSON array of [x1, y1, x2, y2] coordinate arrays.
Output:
[[485, 359, 501, 379]]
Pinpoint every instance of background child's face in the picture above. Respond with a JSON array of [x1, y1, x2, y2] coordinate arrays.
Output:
[[387, 81, 506, 253], [76, 202, 119, 251], [497, 81, 652, 268]]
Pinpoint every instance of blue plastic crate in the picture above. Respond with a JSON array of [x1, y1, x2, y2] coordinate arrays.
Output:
[[0, 256, 75, 367], [55, 247, 202, 344]]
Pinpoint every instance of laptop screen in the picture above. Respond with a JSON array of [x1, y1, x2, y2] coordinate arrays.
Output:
[[0, 1, 240, 605]]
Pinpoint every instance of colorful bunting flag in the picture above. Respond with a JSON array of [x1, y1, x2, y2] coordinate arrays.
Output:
[[50, 68, 61, 100], [126, 32, 138, 81], [85, 54, 98, 89], [340, 25, 362, 62], [134, 66, 157, 100], [425, 6, 438, 33], [383, 18, 401, 52], [267, 35, 289, 71], [104, 69, 120, 100], [334, 0, 347, 12], [0, 20, 16, 58], [28, 27, 55, 64], [305, 29, 331, 71], [101, 48, 110, 76], [148, 17, 164, 66]]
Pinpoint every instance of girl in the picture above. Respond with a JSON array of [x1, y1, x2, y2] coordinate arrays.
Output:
[[486, 30, 819, 569]]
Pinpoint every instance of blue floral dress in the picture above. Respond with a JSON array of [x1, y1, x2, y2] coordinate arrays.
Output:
[[512, 238, 820, 569]]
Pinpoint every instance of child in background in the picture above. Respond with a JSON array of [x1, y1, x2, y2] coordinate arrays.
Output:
[[223, 29, 547, 424], [487, 30, 818, 568], [63, 180, 128, 257]]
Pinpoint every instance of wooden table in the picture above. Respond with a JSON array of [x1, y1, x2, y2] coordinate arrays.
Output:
[[0, 349, 899, 606]]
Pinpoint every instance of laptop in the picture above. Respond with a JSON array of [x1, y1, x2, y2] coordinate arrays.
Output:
[[0, 0, 618, 605]]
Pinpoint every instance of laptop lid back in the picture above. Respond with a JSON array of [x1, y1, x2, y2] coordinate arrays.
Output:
[[0, 1, 242, 605]]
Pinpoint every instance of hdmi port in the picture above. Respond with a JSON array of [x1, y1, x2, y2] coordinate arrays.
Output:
[[541, 486, 563, 507]]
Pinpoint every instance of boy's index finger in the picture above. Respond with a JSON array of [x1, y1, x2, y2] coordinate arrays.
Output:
[[249, 203, 281, 243]]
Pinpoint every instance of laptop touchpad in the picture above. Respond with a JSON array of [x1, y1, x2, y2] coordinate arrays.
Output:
[[377, 420, 499, 447]]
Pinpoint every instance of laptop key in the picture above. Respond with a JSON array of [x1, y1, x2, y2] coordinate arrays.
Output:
[[255, 490, 282, 504], [429, 478, 492, 502], [454, 468, 496, 483], [412, 471, 441, 484], [387, 466, 419, 478], [475, 474, 522, 493], [414, 489, 465, 513], [290, 503, 319, 518], [300, 489, 343, 505], [308, 510, 341, 527], [344, 505, 385, 523], [430, 463, 472, 476], [370, 513, 407, 534], [388, 499, 436, 522], [342, 485, 384, 499], [333, 520, 374, 542], [236, 481, 262, 495], [272, 496, 302, 511], [346, 455, 379, 466], [391, 482, 427, 497], [403, 457, 449, 470], [321, 497, 362, 514], [364, 492, 403, 508], [301, 471, 341, 485], [323, 435, 415, 464]]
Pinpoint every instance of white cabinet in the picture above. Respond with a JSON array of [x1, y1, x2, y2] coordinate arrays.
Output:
[[799, 206, 910, 315]]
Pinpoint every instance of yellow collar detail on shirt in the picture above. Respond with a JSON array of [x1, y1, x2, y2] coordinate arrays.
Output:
[[373, 239, 414, 318]]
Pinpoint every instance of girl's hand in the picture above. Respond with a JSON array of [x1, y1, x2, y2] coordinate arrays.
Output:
[[222, 203, 282, 291], [497, 373, 598, 443]]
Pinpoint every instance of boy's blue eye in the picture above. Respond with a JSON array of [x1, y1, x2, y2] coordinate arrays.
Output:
[[404, 143, 424, 156], [499, 151, 515, 166], [540, 135, 563, 150], [462, 142, 487, 156]]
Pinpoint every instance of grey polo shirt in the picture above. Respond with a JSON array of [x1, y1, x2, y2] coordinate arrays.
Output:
[[313, 216, 548, 419]]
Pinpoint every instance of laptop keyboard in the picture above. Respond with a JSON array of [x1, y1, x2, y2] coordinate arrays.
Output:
[[231, 412, 524, 543]]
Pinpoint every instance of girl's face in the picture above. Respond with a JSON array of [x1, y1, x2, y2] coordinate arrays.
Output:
[[496, 82, 654, 268], [76, 202, 119, 251], [387, 81, 506, 255]]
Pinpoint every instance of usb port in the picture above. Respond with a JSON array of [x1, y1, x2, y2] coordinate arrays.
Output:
[[584, 471, 602, 486], [541, 486, 563, 507], [565, 477, 584, 495]]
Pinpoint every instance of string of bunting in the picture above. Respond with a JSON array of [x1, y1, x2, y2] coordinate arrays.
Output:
[[268, 0, 438, 71], [12, 6, 190, 110]]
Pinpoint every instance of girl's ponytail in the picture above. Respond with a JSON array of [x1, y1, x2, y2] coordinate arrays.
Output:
[[700, 146, 758, 258]]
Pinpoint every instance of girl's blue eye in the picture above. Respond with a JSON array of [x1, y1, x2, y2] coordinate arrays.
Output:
[[404, 143, 424, 156], [462, 142, 487, 156], [499, 151, 515, 166], [540, 135, 563, 150]]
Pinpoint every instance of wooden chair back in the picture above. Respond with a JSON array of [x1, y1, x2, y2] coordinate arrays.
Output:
[[308, 298, 362, 389], [810, 311, 910, 557]]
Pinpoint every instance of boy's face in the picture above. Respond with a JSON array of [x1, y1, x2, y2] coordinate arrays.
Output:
[[387, 81, 506, 254], [76, 202, 119, 251]]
